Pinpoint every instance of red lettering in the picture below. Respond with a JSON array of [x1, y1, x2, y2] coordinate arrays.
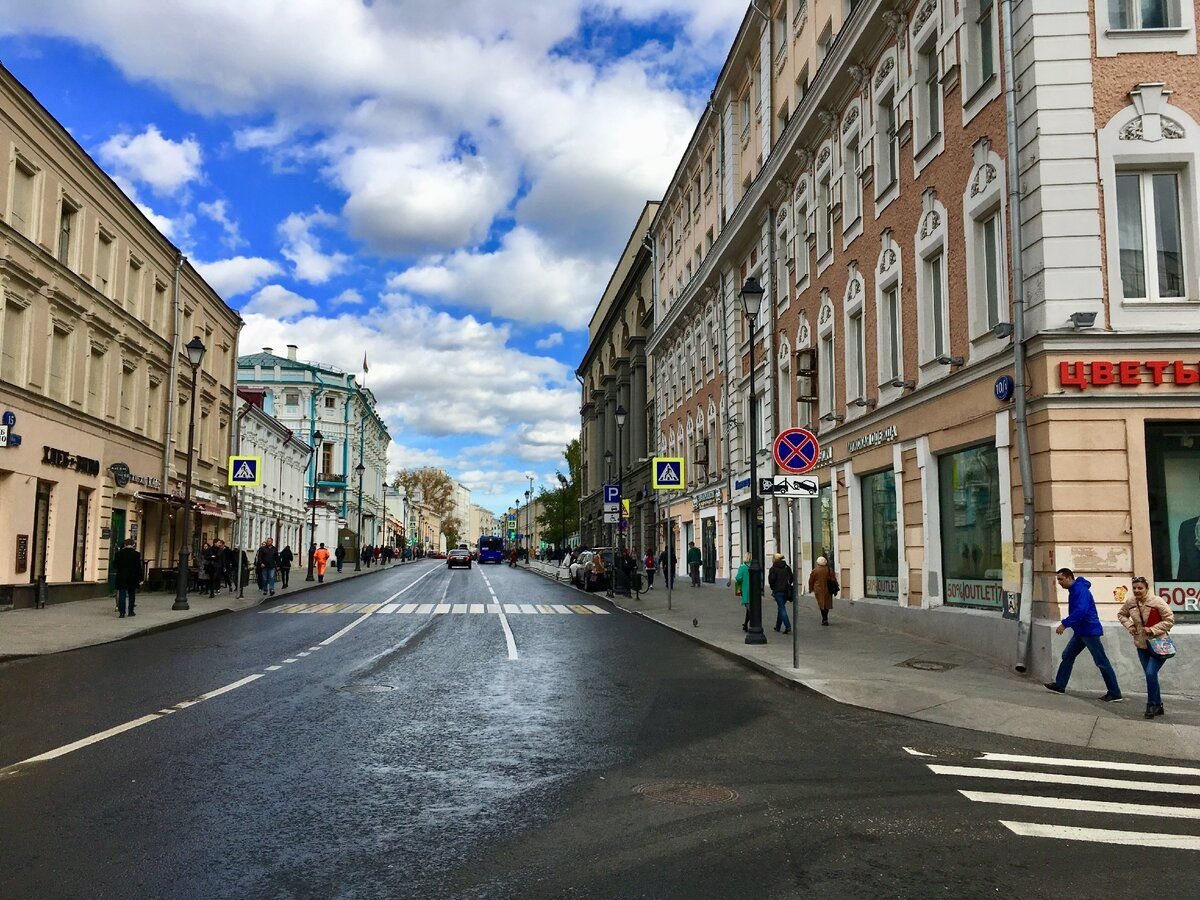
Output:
[[1118, 361, 1142, 385], [1174, 361, 1200, 385], [1091, 361, 1115, 385], [1145, 360, 1170, 386], [1059, 361, 1088, 390]]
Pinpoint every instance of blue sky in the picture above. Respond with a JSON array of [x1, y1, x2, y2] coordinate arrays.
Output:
[[0, 1, 743, 515]]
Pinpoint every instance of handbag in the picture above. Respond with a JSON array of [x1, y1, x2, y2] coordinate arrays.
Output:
[[1138, 604, 1177, 659], [829, 574, 840, 596]]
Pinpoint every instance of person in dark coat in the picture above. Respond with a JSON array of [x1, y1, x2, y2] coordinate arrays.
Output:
[[808, 556, 837, 626], [334, 543, 345, 573], [204, 540, 226, 596], [658, 545, 677, 590], [112, 538, 142, 618], [256, 538, 280, 596], [222, 542, 238, 591], [278, 545, 294, 589], [768, 553, 793, 634]]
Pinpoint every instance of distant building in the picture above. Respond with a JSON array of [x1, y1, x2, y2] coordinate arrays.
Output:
[[233, 388, 311, 554]]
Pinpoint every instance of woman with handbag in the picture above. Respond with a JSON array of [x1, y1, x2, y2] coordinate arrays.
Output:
[[1116, 576, 1176, 719], [807, 556, 838, 626]]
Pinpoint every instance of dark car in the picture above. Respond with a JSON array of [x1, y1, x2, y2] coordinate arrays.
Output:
[[447, 549, 472, 569], [572, 548, 614, 592]]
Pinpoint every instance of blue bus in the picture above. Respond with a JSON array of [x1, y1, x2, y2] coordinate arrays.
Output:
[[478, 535, 504, 564]]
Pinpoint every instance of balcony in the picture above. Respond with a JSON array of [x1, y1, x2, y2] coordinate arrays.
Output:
[[317, 471, 346, 486]]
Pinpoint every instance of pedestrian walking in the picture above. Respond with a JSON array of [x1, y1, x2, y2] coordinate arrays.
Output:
[[643, 547, 656, 589], [734, 554, 752, 631], [658, 545, 677, 590], [768, 553, 793, 634], [222, 542, 237, 591], [1116, 576, 1176, 718], [112, 538, 142, 618], [807, 556, 837, 626], [204, 540, 224, 597], [687, 541, 702, 586], [256, 538, 281, 596], [198, 541, 214, 596], [314, 543, 331, 582], [278, 544, 293, 589], [334, 543, 345, 573], [1044, 568, 1123, 701]]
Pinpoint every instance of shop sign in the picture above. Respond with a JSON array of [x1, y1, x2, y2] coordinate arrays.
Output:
[[734, 477, 751, 490], [14, 534, 28, 574], [692, 488, 721, 508], [1058, 360, 1200, 390], [42, 445, 100, 476], [944, 578, 1003, 608], [1157, 583, 1200, 612], [810, 446, 834, 470], [847, 425, 899, 455], [865, 575, 899, 599], [0, 410, 23, 448], [109, 462, 162, 490]]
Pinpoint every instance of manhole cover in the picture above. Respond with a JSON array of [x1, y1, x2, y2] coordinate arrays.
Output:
[[633, 781, 738, 806], [339, 684, 396, 694], [896, 658, 957, 672]]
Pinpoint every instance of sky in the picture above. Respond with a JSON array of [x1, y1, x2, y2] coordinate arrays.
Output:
[[0, 0, 745, 516]]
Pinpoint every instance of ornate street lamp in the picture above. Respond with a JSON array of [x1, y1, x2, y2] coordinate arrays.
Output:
[[740, 276, 767, 645], [173, 336, 206, 610], [305, 429, 324, 581], [354, 460, 366, 571], [615, 403, 626, 556]]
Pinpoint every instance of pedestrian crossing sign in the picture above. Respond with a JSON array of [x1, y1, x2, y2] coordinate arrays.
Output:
[[228, 455, 261, 486], [652, 457, 685, 490]]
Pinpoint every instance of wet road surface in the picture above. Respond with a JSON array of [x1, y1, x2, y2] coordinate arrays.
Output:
[[2, 561, 1198, 899]]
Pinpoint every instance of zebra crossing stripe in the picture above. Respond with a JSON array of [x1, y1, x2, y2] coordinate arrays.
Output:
[[535, 604, 555, 614], [999, 821, 1200, 850], [451, 604, 468, 613], [359, 604, 382, 614], [400, 603, 418, 613], [928, 765, 1200, 796], [261, 602, 612, 616], [504, 604, 520, 614], [488, 604, 500, 613], [552, 605, 572, 614], [569, 605, 592, 614], [341, 604, 366, 614], [961, 790, 1200, 820], [976, 752, 1200, 778], [416, 604, 434, 614], [379, 604, 399, 614], [583, 605, 609, 614], [470, 604, 485, 614], [520, 604, 537, 614], [434, 604, 451, 614]]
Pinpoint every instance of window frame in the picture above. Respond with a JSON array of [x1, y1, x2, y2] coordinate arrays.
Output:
[[1116, 168, 1187, 302]]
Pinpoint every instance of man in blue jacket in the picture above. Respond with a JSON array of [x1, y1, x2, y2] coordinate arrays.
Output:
[[1045, 567, 1122, 701]]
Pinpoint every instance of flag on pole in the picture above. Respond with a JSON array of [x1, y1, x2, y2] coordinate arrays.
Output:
[[363, 352, 369, 373]]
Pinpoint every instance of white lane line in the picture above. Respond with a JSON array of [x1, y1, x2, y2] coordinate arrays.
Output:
[[961, 790, 1200, 820], [903, 747, 937, 758], [197, 673, 266, 701], [265, 665, 282, 671], [317, 564, 443, 647], [975, 752, 1200, 778], [308, 646, 322, 651], [297, 651, 310, 657], [1000, 821, 1200, 850], [15, 713, 163, 765], [929, 765, 1200, 795], [583, 605, 609, 614], [283, 658, 299, 664], [479, 569, 518, 661]]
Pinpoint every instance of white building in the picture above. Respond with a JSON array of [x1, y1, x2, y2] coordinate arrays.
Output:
[[233, 388, 311, 555]]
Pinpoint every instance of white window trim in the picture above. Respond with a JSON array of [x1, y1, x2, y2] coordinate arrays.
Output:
[[816, 292, 837, 427], [914, 192, 951, 380], [1096, 0, 1196, 56], [875, 235, 905, 407], [962, 140, 1010, 359], [840, 104, 864, 248], [776, 205, 792, 314], [8, 150, 43, 242], [1099, 87, 1200, 332], [960, 0, 1002, 125], [815, 142, 835, 275], [794, 176, 812, 293], [843, 267, 869, 419], [873, 52, 900, 217], [911, 6, 945, 176]]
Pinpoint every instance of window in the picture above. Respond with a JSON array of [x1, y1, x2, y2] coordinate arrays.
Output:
[[916, 41, 941, 148], [125, 258, 143, 314], [862, 470, 899, 599], [72, 488, 91, 583], [925, 251, 948, 358], [882, 284, 901, 379], [1109, 0, 1176, 28], [1116, 171, 1185, 300], [739, 94, 752, 136], [1145, 422, 1200, 619], [794, 202, 809, 284], [322, 442, 335, 476], [795, 65, 809, 108], [119, 364, 135, 429], [849, 309, 866, 399], [843, 137, 861, 227], [2, 301, 27, 382], [30, 481, 52, 583], [147, 378, 161, 437], [819, 331, 835, 415], [48, 325, 71, 402], [151, 280, 167, 333], [810, 483, 836, 565], [285, 391, 300, 407], [57, 198, 78, 267], [816, 22, 833, 68], [9, 157, 37, 238], [977, 0, 995, 81], [817, 173, 833, 259], [939, 444, 1003, 609], [876, 91, 898, 194], [88, 348, 107, 417], [981, 213, 1003, 328], [94, 231, 115, 296], [324, 396, 336, 409]]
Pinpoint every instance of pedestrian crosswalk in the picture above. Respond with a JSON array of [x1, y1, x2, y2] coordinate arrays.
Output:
[[262, 601, 611, 616], [914, 747, 1200, 850]]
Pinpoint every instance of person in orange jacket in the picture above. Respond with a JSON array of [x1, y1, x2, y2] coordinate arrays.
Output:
[[313, 542, 331, 582]]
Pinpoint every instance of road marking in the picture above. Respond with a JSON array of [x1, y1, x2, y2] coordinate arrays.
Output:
[[470, 603, 484, 614], [379, 603, 399, 614], [479, 569, 518, 661], [583, 605, 609, 614], [359, 604, 381, 614], [487, 603, 500, 613], [999, 821, 1200, 850], [297, 651, 310, 657], [197, 673, 266, 700], [961, 790, 1200, 820], [341, 603, 366, 614], [283, 658, 299, 664], [903, 747, 937, 757], [452, 604, 468, 613], [504, 604, 521, 613], [308, 646, 322, 651], [975, 752, 1200, 778], [266, 665, 282, 671], [535, 604, 554, 614], [13, 713, 163, 766], [434, 604, 451, 614], [551, 605, 572, 613], [928, 765, 1200, 795], [569, 604, 592, 614], [400, 603, 418, 613], [520, 604, 537, 614], [416, 603, 434, 614]]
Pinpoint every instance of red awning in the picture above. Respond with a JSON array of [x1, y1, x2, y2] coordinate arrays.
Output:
[[196, 502, 236, 521]]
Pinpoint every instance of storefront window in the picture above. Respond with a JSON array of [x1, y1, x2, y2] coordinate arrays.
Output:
[[1146, 422, 1200, 618], [939, 444, 1003, 609], [862, 469, 899, 599], [810, 482, 835, 566], [30, 480, 52, 583], [72, 488, 90, 582]]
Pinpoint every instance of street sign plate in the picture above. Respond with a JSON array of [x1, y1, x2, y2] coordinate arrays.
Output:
[[773, 428, 820, 474], [228, 455, 262, 486], [603, 512, 619, 524], [763, 475, 820, 498], [603, 484, 621, 503], [652, 457, 685, 490], [603, 502, 619, 514], [0, 424, 7, 446]]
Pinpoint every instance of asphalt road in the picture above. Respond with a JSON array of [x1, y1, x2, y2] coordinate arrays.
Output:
[[1, 560, 1198, 899]]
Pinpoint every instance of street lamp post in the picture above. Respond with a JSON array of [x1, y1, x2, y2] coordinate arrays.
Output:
[[740, 276, 767, 645], [524, 488, 532, 560], [557, 472, 568, 555], [354, 460, 365, 571], [173, 337, 206, 611], [305, 430, 324, 581], [615, 404, 626, 553]]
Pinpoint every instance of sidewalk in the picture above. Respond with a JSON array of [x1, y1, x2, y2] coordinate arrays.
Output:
[[0, 560, 417, 659], [532, 563, 1200, 762]]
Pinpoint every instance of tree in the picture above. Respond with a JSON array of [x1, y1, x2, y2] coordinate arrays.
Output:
[[440, 515, 463, 548], [393, 467, 455, 517], [535, 439, 581, 548]]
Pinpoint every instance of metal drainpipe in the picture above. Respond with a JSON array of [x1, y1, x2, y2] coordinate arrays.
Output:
[[718, 270, 736, 585], [158, 251, 184, 567], [766, 203, 779, 554], [1002, 0, 1037, 672]]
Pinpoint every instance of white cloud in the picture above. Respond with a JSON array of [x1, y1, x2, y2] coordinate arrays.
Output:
[[535, 332, 563, 349], [332, 288, 364, 305], [278, 207, 350, 284], [242, 284, 318, 319], [389, 227, 607, 328], [97, 125, 202, 195], [198, 198, 245, 249], [194, 256, 283, 298]]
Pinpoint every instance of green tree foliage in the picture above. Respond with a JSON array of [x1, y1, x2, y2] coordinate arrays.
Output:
[[536, 439, 581, 547], [440, 515, 463, 547], [393, 467, 455, 517]]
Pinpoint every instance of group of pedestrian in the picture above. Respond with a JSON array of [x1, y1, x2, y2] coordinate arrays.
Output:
[[734, 553, 839, 633]]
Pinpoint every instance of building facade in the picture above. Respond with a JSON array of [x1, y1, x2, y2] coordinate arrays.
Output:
[[0, 63, 241, 607], [642, 0, 1200, 676], [233, 388, 311, 554], [236, 345, 390, 557], [578, 202, 658, 558]]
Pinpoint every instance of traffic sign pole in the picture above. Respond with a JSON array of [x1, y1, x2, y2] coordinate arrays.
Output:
[[791, 498, 799, 669]]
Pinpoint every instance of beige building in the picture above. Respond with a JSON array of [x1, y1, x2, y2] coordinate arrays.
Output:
[[640, 0, 1200, 679], [0, 63, 241, 606]]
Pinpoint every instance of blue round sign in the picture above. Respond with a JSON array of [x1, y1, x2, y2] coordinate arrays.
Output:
[[994, 375, 1015, 402]]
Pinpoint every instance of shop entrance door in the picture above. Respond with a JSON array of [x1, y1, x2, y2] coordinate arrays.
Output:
[[107, 509, 126, 591], [702, 517, 717, 582]]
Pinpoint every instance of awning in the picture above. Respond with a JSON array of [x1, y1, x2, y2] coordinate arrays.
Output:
[[136, 491, 182, 506], [196, 502, 236, 521]]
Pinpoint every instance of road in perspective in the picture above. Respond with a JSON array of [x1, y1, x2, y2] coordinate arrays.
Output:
[[2, 561, 1197, 899]]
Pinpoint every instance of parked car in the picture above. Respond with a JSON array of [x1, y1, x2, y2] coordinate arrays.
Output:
[[447, 549, 472, 569], [571, 548, 614, 591]]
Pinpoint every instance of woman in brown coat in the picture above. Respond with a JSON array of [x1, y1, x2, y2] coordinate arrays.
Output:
[[1116, 576, 1175, 718], [807, 556, 837, 626]]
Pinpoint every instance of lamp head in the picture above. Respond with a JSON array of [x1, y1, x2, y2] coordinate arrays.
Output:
[[889, 378, 915, 390], [615, 404, 627, 427], [1069, 311, 1097, 329], [992, 321, 1014, 340], [739, 276, 765, 321], [356, 462, 366, 475], [936, 355, 965, 367], [185, 336, 206, 368], [604, 449, 613, 463]]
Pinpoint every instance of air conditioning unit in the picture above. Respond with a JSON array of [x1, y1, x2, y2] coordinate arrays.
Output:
[[694, 443, 709, 465]]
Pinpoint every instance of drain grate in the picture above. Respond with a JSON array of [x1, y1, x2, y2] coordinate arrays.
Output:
[[896, 657, 958, 672], [633, 780, 738, 806], [339, 683, 397, 694]]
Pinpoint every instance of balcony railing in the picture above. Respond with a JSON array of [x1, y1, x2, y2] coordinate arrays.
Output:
[[317, 471, 347, 485]]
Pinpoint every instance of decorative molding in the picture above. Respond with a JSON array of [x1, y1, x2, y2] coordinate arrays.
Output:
[[1119, 119, 1144, 141], [842, 106, 861, 134], [1163, 117, 1185, 139], [920, 209, 941, 239], [817, 145, 832, 169], [879, 248, 897, 273], [969, 163, 998, 197], [847, 63, 869, 88], [913, 0, 937, 34], [794, 147, 812, 171], [817, 109, 836, 131], [875, 55, 896, 88], [776, 207, 789, 227], [819, 302, 834, 327], [799, 323, 810, 346]]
